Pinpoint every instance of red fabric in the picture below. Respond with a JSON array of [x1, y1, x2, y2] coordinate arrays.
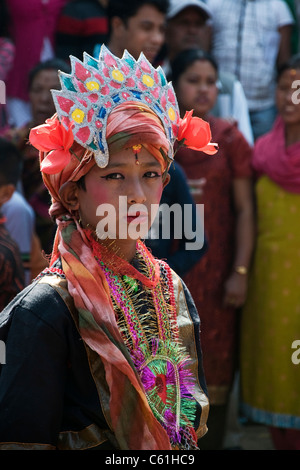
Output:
[[269, 427, 300, 450], [57, 15, 108, 36], [6, 0, 67, 101], [106, 102, 170, 172], [176, 116, 253, 394]]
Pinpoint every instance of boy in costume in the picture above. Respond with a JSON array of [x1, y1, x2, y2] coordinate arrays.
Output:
[[0, 46, 216, 450]]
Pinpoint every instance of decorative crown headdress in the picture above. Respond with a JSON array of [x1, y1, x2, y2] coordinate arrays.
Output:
[[51, 45, 181, 168], [29, 46, 217, 175]]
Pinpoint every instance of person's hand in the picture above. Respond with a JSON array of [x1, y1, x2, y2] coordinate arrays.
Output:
[[223, 272, 248, 308], [187, 178, 206, 198]]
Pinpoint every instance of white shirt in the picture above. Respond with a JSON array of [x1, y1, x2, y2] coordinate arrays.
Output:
[[2, 191, 35, 285], [207, 0, 294, 111]]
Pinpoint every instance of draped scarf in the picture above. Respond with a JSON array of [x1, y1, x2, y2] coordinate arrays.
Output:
[[53, 217, 171, 449], [252, 116, 300, 193]]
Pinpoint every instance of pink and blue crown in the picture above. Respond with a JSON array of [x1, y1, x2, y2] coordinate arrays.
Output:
[[51, 45, 180, 168]]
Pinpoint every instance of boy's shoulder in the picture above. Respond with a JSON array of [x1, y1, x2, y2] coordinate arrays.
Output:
[[0, 268, 75, 344]]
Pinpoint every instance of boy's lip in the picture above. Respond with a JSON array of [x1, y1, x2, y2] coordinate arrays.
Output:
[[126, 211, 148, 224]]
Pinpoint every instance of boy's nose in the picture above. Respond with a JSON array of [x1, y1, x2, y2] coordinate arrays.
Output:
[[128, 180, 146, 205]]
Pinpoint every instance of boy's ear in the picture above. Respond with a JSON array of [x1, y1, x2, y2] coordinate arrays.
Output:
[[163, 173, 170, 189], [59, 181, 80, 211], [0, 184, 15, 205]]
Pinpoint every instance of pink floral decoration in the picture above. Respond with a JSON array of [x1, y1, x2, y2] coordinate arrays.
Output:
[[29, 116, 74, 174], [177, 110, 218, 154]]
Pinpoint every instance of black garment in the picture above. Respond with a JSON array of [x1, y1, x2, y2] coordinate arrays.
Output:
[[0, 277, 116, 449], [0, 260, 208, 450], [55, 0, 109, 62]]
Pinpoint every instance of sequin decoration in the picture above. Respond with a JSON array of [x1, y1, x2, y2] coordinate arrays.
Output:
[[51, 45, 180, 169]]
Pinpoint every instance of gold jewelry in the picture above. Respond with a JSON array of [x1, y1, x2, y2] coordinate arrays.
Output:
[[235, 265, 248, 275]]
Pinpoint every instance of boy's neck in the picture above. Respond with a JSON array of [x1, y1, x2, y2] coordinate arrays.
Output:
[[99, 238, 138, 263]]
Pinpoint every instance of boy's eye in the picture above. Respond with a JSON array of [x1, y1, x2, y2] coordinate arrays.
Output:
[[144, 171, 161, 178], [101, 173, 123, 180]]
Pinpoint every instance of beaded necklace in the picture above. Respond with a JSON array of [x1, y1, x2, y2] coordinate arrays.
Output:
[[93, 239, 198, 449], [96, 242, 177, 352]]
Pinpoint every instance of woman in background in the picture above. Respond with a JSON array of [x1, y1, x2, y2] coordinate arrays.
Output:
[[171, 48, 255, 449], [240, 54, 300, 450]]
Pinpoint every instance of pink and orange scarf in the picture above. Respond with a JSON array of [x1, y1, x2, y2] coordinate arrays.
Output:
[[54, 217, 171, 449]]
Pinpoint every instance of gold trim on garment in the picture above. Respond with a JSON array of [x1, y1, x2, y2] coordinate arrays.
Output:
[[170, 270, 209, 439], [57, 423, 114, 450], [0, 442, 55, 450]]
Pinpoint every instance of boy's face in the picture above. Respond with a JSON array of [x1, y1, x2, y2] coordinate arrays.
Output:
[[117, 4, 166, 63], [76, 147, 169, 243]]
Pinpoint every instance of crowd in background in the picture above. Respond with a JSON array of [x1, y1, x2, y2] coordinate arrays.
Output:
[[0, 0, 300, 450]]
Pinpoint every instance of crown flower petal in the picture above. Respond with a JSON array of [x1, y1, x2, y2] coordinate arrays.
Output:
[[29, 116, 74, 174], [40, 148, 71, 174], [177, 111, 218, 155]]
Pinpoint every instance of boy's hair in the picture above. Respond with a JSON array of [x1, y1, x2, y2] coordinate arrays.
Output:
[[0, 138, 23, 187], [28, 58, 71, 91], [107, 0, 169, 24]]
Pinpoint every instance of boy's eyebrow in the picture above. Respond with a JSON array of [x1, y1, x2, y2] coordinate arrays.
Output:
[[104, 162, 128, 169], [140, 160, 162, 168], [105, 160, 162, 169]]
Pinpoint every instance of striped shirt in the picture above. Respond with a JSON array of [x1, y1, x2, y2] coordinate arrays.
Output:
[[208, 0, 294, 110]]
